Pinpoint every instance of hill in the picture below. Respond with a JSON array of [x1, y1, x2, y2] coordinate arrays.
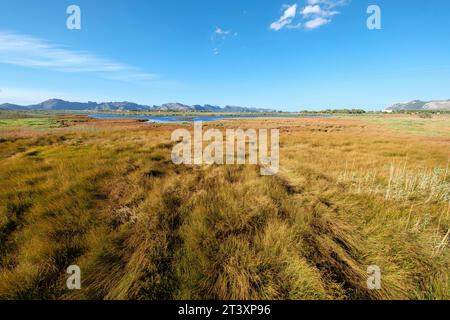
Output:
[[385, 99, 450, 111], [0, 99, 276, 113]]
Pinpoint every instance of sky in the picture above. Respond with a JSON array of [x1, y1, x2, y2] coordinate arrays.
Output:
[[0, 0, 449, 111]]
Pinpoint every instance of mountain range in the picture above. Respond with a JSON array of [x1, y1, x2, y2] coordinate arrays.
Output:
[[385, 99, 450, 112], [0, 99, 276, 113]]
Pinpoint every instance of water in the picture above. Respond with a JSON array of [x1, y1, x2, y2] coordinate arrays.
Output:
[[86, 113, 330, 123]]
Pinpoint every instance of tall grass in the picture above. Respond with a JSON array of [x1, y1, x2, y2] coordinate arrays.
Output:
[[0, 115, 449, 299], [337, 160, 450, 202]]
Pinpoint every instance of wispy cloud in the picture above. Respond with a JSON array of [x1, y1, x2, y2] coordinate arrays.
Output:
[[304, 17, 330, 29], [0, 31, 157, 84], [270, 0, 350, 31], [301, 5, 322, 16], [270, 4, 298, 31], [211, 26, 237, 55], [215, 27, 231, 36]]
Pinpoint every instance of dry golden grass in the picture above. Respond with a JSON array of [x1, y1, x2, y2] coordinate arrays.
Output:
[[0, 114, 449, 300]]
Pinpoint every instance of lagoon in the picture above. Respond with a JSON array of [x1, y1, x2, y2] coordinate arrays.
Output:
[[87, 113, 330, 123]]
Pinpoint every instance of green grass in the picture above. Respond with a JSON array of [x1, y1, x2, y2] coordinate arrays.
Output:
[[360, 115, 450, 138], [0, 118, 64, 128]]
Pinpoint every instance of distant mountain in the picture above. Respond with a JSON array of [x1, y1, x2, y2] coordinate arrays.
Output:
[[222, 105, 274, 113], [423, 100, 450, 110], [0, 103, 28, 110], [385, 99, 450, 111], [97, 101, 149, 111], [0, 99, 276, 113], [29, 99, 100, 111], [192, 104, 222, 112], [158, 103, 193, 112]]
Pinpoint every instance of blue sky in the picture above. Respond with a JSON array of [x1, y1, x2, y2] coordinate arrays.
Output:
[[0, 0, 449, 111]]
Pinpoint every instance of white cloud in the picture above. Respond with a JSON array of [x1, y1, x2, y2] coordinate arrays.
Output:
[[211, 26, 237, 55], [307, 0, 347, 7], [302, 5, 322, 16], [215, 27, 231, 36], [304, 17, 330, 29], [215, 27, 238, 38], [302, 0, 342, 29], [0, 31, 157, 84], [270, 4, 297, 31], [286, 23, 302, 30], [271, 1, 349, 31]]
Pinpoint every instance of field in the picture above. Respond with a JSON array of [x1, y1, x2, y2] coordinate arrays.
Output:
[[0, 112, 449, 300]]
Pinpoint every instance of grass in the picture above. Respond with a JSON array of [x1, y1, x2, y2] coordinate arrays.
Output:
[[0, 114, 449, 300], [337, 160, 450, 202], [361, 114, 450, 138], [0, 118, 64, 128]]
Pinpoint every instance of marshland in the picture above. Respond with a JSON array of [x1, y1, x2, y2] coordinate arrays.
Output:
[[0, 111, 449, 299]]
